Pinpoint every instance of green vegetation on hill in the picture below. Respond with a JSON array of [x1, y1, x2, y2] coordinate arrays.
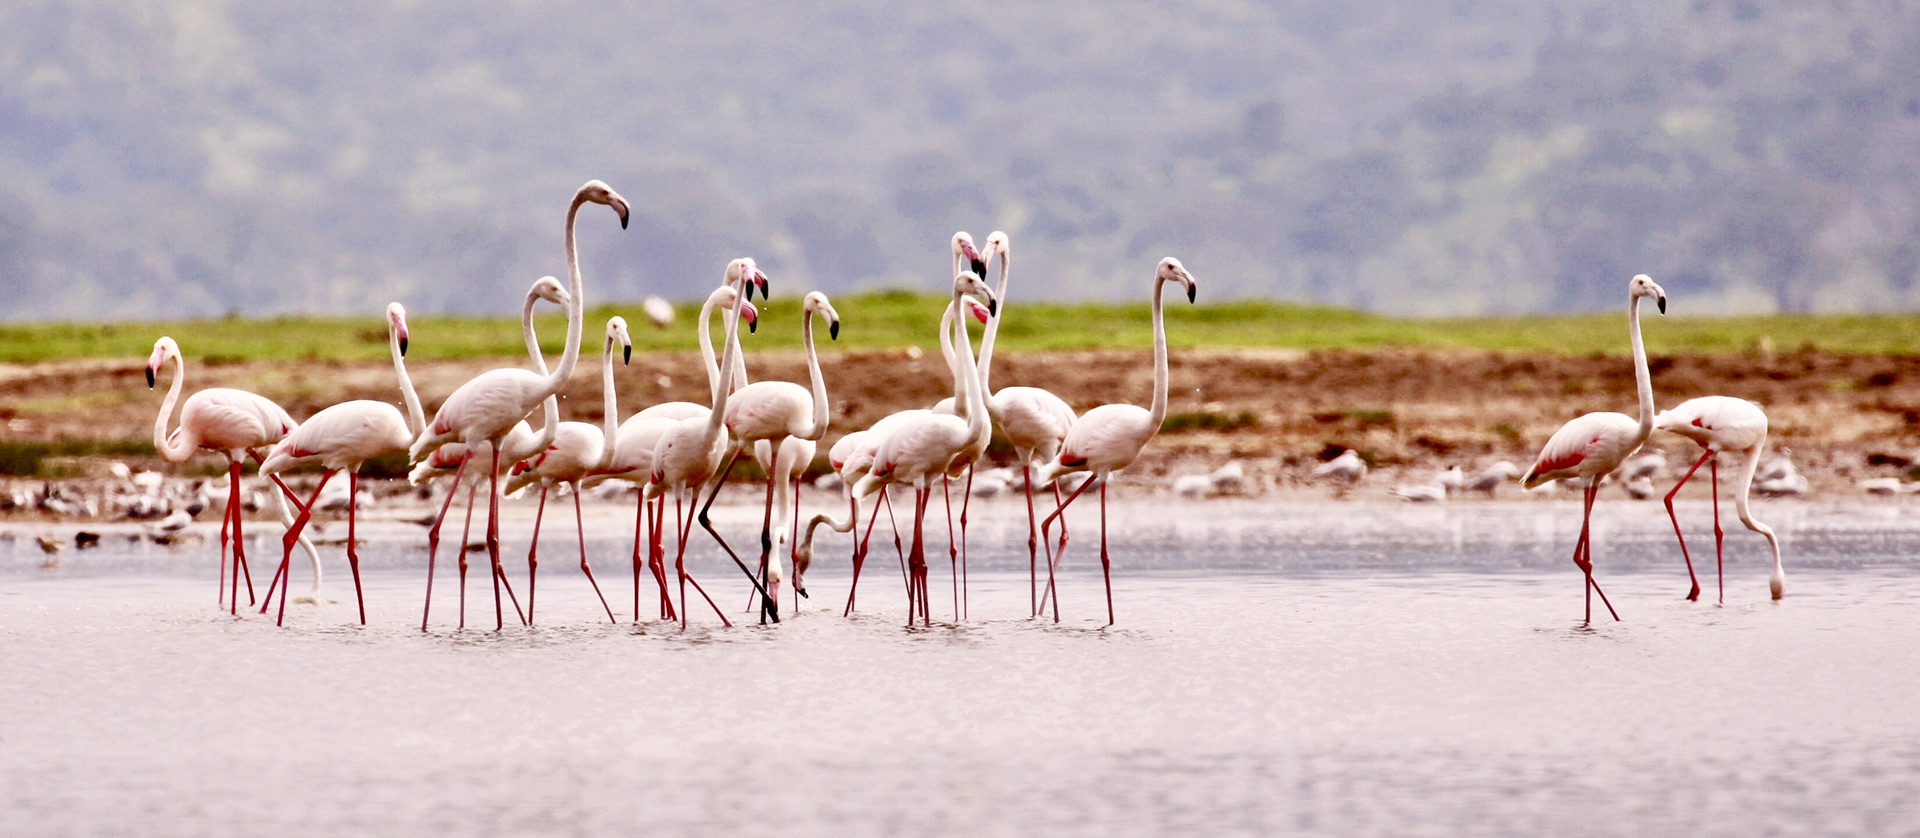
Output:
[[6, 293, 1919, 364]]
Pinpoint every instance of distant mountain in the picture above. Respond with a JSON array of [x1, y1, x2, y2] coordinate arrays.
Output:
[[3, 1, 1917, 320]]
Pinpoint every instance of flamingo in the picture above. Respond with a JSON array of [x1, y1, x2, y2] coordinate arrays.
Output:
[[852, 271, 999, 625], [409, 179, 629, 630], [1519, 274, 1667, 624], [1032, 257, 1197, 626], [257, 302, 426, 625], [146, 335, 310, 615], [1652, 396, 1786, 603], [581, 281, 759, 622], [704, 290, 841, 623], [648, 259, 777, 628], [503, 316, 633, 624]]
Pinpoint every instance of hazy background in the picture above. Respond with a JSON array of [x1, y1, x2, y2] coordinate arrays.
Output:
[[4, 0, 1919, 321]]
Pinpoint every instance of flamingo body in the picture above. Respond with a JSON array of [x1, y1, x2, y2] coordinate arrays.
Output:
[[1521, 411, 1644, 488]]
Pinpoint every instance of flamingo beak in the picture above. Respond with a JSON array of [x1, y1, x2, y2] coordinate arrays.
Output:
[[1657, 294, 1667, 315], [612, 196, 630, 229], [145, 367, 156, 389], [623, 344, 631, 364], [988, 298, 998, 316], [399, 326, 410, 357], [1187, 283, 1197, 303], [829, 320, 840, 341]]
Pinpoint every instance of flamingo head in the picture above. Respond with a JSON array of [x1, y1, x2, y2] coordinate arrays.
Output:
[[606, 316, 632, 365], [387, 303, 410, 356], [577, 179, 630, 229], [741, 299, 760, 334], [1158, 257, 1197, 304], [144, 336, 180, 389], [955, 270, 997, 316], [804, 291, 842, 341], [531, 275, 572, 309], [1630, 274, 1667, 315], [984, 231, 1010, 272], [725, 257, 768, 301], [953, 231, 985, 277], [790, 539, 812, 600]]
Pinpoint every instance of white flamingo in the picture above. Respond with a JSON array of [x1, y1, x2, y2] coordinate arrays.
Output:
[[1519, 274, 1667, 624], [1032, 257, 1197, 626], [503, 316, 633, 623], [1653, 396, 1786, 603], [409, 179, 629, 631], [258, 302, 425, 625]]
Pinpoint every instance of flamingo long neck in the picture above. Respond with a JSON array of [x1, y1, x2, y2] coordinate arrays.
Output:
[[1147, 276, 1172, 432], [597, 330, 621, 470], [1732, 438, 1786, 599], [698, 291, 723, 402], [392, 322, 425, 437], [798, 308, 829, 440], [976, 246, 1010, 393], [1629, 295, 1653, 440], [546, 196, 587, 399], [953, 289, 986, 445], [798, 493, 859, 559], [938, 300, 968, 421], [152, 349, 195, 462], [522, 287, 559, 455], [706, 278, 750, 438]]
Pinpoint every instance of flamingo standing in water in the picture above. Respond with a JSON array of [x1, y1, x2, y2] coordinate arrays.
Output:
[[504, 316, 633, 624], [410, 179, 629, 631], [147, 336, 309, 615], [258, 302, 426, 625], [581, 278, 760, 622], [1032, 257, 1197, 626], [1653, 396, 1786, 603], [1520, 274, 1667, 624], [852, 271, 998, 625]]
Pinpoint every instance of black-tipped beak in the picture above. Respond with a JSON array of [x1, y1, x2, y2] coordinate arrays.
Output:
[[1187, 284, 1197, 303], [743, 280, 755, 301], [748, 319, 758, 335], [756, 275, 769, 299], [399, 336, 409, 356], [145, 368, 155, 389], [614, 198, 630, 229], [1656, 295, 1667, 315], [971, 258, 987, 277], [623, 345, 631, 364], [988, 298, 998, 316], [829, 320, 840, 341]]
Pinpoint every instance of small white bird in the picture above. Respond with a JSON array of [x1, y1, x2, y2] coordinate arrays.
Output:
[[1207, 461, 1246, 493], [1313, 449, 1368, 488], [148, 509, 193, 536], [1754, 472, 1808, 498], [1174, 474, 1211, 498], [1622, 475, 1655, 500], [1389, 483, 1447, 503], [971, 468, 1015, 498], [1465, 461, 1522, 497], [1434, 465, 1464, 495], [1755, 448, 1797, 484], [1858, 477, 1907, 495], [1620, 449, 1667, 482], [642, 295, 675, 329]]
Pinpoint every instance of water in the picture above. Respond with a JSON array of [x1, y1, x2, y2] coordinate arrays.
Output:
[[5, 496, 1920, 836]]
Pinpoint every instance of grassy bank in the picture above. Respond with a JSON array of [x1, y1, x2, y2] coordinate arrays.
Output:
[[6, 292, 1920, 363]]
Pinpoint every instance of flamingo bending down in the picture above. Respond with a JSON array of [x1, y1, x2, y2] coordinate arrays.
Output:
[[706, 290, 841, 623], [504, 316, 634, 624], [1653, 396, 1786, 603], [852, 271, 998, 626], [1519, 274, 1667, 624], [648, 259, 776, 628], [1032, 257, 1197, 626], [410, 179, 629, 631], [258, 303, 426, 625], [147, 336, 310, 615], [581, 282, 759, 622]]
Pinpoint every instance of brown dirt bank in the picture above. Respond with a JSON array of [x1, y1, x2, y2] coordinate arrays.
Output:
[[6, 347, 1920, 489]]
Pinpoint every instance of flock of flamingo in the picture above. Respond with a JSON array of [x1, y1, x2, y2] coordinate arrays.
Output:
[[137, 179, 1789, 632]]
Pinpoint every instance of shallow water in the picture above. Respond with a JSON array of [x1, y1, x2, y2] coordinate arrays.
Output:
[[4, 496, 1920, 836]]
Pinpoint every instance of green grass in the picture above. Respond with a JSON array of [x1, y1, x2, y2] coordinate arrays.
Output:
[[6, 293, 1920, 363]]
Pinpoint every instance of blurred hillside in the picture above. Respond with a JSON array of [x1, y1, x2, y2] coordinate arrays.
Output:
[[3, 1, 1919, 320]]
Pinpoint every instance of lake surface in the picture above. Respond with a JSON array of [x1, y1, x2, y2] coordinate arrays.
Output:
[[4, 495, 1920, 836]]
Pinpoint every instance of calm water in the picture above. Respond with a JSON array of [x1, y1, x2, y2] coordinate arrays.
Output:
[[4, 495, 1920, 836]]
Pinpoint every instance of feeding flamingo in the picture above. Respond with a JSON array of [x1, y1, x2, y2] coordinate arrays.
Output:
[[410, 179, 629, 631], [1652, 396, 1786, 603], [503, 316, 634, 624], [1032, 257, 1197, 626], [257, 302, 426, 625], [1519, 274, 1667, 624]]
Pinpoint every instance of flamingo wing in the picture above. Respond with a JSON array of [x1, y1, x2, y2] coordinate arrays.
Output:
[[1654, 396, 1768, 451], [182, 388, 297, 452], [1525, 411, 1641, 486], [992, 386, 1076, 458], [1058, 404, 1153, 472]]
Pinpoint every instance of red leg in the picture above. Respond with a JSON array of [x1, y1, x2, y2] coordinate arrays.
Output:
[[631, 486, 645, 622], [346, 472, 366, 625], [1573, 482, 1621, 623], [1024, 466, 1039, 617], [944, 474, 957, 621], [526, 483, 549, 624], [909, 487, 930, 626], [486, 446, 505, 631], [1710, 457, 1725, 606], [229, 459, 256, 614], [457, 468, 479, 629], [218, 487, 231, 607], [677, 492, 732, 628], [1099, 479, 1114, 627], [959, 465, 973, 622], [271, 470, 332, 625], [693, 450, 777, 621], [575, 488, 615, 623], [756, 446, 780, 624], [653, 496, 675, 621], [1663, 449, 1714, 601], [1039, 475, 1097, 622], [847, 493, 883, 617], [422, 452, 471, 631]]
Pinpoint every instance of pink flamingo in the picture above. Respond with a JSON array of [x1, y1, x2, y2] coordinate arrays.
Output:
[[146, 336, 308, 615], [851, 271, 998, 625], [704, 290, 841, 624], [648, 259, 775, 628], [503, 316, 633, 624], [1032, 257, 1196, 626], [1520, 274, 1667, 624], [581, 280, 759, 622], [1653, 396, 1786, 603], [409, 179, 629, 631], [258, 302, 427, 625]]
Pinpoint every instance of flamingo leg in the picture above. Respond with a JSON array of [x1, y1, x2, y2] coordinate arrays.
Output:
[[943, 474, 957, 621], [653, 496, 675, 621], [218, 499, 230, 607], [1099, 479, 1114, 627], [346, 472, 366, 625], [676, 492, 731, 629], [959, 465, 972, 622], [1663, 449, 1715, 601], [1039, 475, 1097, 622], [1024, 465, 1039, 617], [790, 471, 805, 606], [755, 445, 780, 625], [457, 467, 479, 629], [908, 486, 930, 626], [527, 483, 548, 625], [1710, 457, 1725, 606], [269, 470, 333, 626], [847, 491, 884, 617], [883, 489, 909, 597], [575, 487, 615, 623], [421, 452, 471, 631], [228, 458, 256, 614], [1572, 482, 1621, 623], [693, 449, 779, 621], [631, 486, 645, 622], [486, 445, 506, 631]]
